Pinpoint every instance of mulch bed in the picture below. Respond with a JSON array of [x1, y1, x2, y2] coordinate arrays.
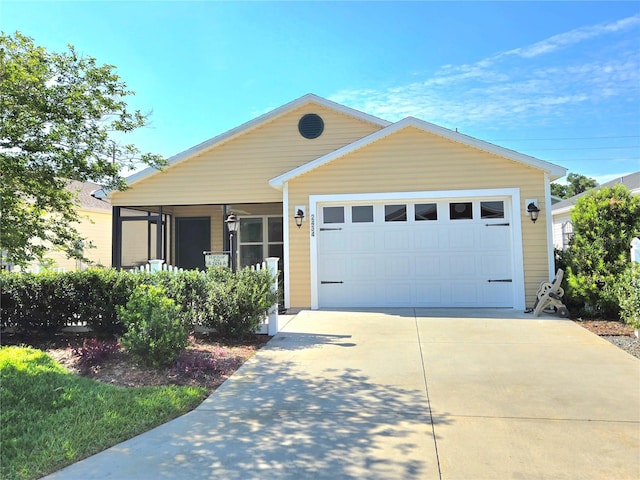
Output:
[[1, 333, 271, 392], [573, 320, 639, 359]]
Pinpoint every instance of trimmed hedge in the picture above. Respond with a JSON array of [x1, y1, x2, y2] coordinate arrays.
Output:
[[1, 267, 277, 338]]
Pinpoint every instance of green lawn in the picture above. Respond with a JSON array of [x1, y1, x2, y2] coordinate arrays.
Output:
[[0, 346, 207, 480]]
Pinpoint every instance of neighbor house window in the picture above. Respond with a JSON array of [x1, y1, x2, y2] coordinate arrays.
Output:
[[450, 202, 473, 220], [385, 204, 407, 222], [562, 221, 574, 250]]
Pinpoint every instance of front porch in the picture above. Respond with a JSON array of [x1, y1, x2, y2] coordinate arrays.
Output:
[[111, 202, 284, 273]]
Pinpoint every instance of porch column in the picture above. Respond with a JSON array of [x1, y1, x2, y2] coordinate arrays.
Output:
[[112, 206, 121, 269], [266, 257, 280, 335], [156, 206, 163, 260]]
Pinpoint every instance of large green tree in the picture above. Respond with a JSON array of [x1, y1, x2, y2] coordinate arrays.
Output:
[[0, 32, 164, 267], [565, 184, 640, 318], [551, 172, 598, 199]]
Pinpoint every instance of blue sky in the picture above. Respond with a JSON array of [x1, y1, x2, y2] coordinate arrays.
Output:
[[3, 1, 639, 184]]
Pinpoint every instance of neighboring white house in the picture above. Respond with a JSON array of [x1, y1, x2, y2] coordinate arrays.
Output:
[[551, 172, 640, 250]]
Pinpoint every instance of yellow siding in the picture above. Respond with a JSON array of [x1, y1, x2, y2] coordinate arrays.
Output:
[[40, 209, 112, 271], [287, 126, 549, 308], [111, 104, 382, 207]]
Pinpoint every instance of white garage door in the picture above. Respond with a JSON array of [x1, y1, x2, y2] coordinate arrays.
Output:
[[317, 197, 514, 308]]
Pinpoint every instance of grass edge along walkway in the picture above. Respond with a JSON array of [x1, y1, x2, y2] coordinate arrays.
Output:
[[0, 346, 207, 480]]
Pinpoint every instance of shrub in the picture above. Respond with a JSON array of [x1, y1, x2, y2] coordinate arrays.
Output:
[[1, 266, 278, 339], [71, 338, 121, 372], [172, 348, 224, 378], [204, 268, 278, 337], [152, 270, 209, 327], [0, 269, 141, 335], [118, 285, 189, 367], [564, 184, 640, 318], [616, 263, 640, 329]]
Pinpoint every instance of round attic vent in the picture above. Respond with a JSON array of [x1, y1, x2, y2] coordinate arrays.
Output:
[[298, 113, 324, 139]]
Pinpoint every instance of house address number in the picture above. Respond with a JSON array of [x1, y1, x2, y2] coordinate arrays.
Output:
[[205, 254, 229, 268]]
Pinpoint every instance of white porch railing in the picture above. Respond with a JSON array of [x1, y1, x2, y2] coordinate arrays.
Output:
[[249, 257, 280, 335], [129, 259, 184, 273]]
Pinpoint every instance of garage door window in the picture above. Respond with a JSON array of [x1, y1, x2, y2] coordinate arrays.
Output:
[[450, 202, 473, 220], [415, 203, 438, 221], [352, 205, 374, 223], [385, 204, 407, 222], [481, 201, 505, 219], [323, 206, 344, 224]]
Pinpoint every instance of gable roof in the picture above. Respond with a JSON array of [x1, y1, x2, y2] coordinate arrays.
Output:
[[124, 93, 391, 188], [269, 116, 567, 188], [552, 171, 640, 214]]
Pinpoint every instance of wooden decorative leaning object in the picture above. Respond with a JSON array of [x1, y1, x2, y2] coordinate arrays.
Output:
[[533, 269, 569, 318]]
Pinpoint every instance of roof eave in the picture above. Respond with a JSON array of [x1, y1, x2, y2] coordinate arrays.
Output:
[[270, 117, 567, 187]]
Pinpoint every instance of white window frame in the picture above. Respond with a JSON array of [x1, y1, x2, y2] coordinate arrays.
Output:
[[238, 215, 283, 268]]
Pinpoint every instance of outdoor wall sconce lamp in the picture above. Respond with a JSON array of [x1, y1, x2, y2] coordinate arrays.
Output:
[[294, 208, 305, 229], [527, 202, 540, 223]]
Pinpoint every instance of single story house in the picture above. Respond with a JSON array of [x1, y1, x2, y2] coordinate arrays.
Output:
[[110, 94, 566, 311], [552, 172, 640, 250], [17, 180, 112, 272]]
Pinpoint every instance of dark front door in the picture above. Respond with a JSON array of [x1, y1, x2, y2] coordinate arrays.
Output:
[[176, 217, 211, 270]]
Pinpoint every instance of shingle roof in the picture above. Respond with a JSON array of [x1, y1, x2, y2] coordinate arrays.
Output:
[[552, 171, 640, 212], [66, 180, 111, 211]]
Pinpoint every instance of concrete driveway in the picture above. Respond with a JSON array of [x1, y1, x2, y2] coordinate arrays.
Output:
[[46, 309, 640, 479]]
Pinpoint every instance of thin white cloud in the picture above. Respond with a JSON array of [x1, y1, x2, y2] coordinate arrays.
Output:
[[505, 13, 640, 59], [330, 14, 640, 131]]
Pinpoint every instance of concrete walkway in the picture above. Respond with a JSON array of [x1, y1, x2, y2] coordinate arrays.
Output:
[[45, 309, 640, 479]]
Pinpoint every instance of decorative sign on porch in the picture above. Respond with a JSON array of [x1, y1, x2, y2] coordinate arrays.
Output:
[[204, 252, 230, 268]]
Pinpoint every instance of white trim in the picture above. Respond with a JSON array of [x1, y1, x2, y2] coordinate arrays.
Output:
[[552, 205, 573, 216], [308, 188, 526, 310], [309, 194, 319, 310], [544, 173, 555, 281], [270, 117, 566, 188], [511, 189, 526, 310], [124, 94, 391, 188], [282, 183, 291, 309]]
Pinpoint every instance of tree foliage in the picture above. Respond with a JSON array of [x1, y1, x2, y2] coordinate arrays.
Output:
[[0, 32, 164, 267], [551, 172, 598, 199], [564, 184, 640, 318]]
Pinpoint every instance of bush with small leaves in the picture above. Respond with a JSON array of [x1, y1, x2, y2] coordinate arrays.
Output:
[[564, 184, 640, 318], [616, 263, 640, 330], [118, 284, 189, 367], [204, 268, 278, 337]]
